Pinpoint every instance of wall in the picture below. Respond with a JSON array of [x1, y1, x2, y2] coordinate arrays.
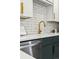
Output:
[[54, 0, 59, 21], [21, 18, 58, 34], [20, 0, 58, 35], [20, 1, 47, 35], [45, 22, 58, 33], [21, 18, 39, 34], [33, 1, 47, 20]]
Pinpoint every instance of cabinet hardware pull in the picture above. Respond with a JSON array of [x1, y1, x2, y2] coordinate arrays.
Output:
[[21, 2, 24, 14]]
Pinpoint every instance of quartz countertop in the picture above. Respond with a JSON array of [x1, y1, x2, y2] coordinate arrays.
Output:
[[20, 33, 59, 41]]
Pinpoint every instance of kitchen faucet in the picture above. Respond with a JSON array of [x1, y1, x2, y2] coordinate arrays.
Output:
[[38, 21, 46, 34]]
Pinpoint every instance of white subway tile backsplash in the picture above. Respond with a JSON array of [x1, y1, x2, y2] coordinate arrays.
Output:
[[21, 18, 39, 34], [20, 1, 57, 34]]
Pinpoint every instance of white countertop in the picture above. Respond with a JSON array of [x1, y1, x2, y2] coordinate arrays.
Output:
[[20, 33, 59, 41], [20, 50, 36, 59]]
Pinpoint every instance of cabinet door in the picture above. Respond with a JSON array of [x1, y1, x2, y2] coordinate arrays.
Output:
[[40, 38, 54, 59], [40, 36, 59, 59], [54, 42, 59, 59], [20, 0, 33, 18], [52, 36, 59, 59], [41, 38, 52, 46], [41, 45, 54, 59]]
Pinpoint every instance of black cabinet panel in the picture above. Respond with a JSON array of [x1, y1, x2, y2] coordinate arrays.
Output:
[[53, 36, 59, 59], [54, 43, 59, 58], [41, 36, 59, 59], [41, 37, 51, 44], [40, 45, 53, 59], [20, 36, 59, 59], [40, 36, 59, 59]]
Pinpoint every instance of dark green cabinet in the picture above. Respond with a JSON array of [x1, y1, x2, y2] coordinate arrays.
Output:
[[40, 36, 59, 59], [53, 36, 59, 59], [41, 45, 53, 59], [20, 36, 59, 59]]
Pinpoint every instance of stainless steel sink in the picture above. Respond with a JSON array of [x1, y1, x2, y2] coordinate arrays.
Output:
[[20, 40, 41, 59]]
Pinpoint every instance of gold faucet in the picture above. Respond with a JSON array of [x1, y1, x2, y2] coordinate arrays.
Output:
[[38, 21, 46, 34]]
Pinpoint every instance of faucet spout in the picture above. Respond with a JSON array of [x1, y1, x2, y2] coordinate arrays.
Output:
[[38, 21, 46, 34]]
